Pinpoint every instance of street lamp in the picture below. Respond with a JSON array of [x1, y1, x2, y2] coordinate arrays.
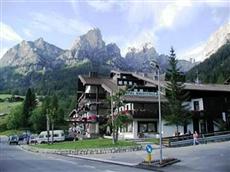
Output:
[[110, 91, 115, 144], [150, 60, 163, 164]]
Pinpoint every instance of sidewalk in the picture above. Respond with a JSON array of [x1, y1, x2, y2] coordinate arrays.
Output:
[[68, 141, 230, 172]]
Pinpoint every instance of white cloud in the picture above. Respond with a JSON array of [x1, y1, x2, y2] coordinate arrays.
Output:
[[23, 28, 33, 38], [0, 22, 22, 42], [86, 0, 118, 12], [178, 42, 206, 62], [30, 12, 93, 36], [0, 47, 8, 59], [157, 0, 193, 29]]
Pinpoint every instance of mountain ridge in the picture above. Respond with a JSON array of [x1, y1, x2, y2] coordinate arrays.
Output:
[[0, 28, 196, 74]]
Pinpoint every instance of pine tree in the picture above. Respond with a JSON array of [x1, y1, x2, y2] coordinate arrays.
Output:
[[164, 47, 191, 135], [22, 88, 36, 128]]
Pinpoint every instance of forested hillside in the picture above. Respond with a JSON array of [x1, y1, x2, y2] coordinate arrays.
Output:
[[186, 43, 230, 84]]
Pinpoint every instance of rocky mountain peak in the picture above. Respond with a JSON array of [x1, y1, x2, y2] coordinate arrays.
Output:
[[204, 22, 230, 57], [34, 37, 44, 45], [71, 28, 105, 51]]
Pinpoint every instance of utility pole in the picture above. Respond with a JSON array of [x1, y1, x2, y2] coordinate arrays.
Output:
[[151, 60, 163, 164], [46, 110, 50, 144], [111, 91, 115, 144]]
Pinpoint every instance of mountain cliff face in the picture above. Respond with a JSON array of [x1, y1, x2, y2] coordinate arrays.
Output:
[[56, 28, 125, 69], [182, 23, 230, 61], [0, 38, 64, 73], [203, 23, 230, 58], [0, 28, 195, 74]]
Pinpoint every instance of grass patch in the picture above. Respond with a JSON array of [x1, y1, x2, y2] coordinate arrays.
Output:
[[0, 94, 12, 99], [144, 138, 159, 144], [33, 138, 137, 150], [0, 101, 22, 114], [0, 130, 24, 136]]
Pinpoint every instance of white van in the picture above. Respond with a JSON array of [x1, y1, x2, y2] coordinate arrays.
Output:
[[38, 130, 65, 144]]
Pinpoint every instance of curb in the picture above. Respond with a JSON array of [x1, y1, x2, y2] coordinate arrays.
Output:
[[67, 154, 137, 167]]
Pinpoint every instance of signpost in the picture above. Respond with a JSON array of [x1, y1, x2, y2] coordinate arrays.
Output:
[[146, 144, 153, 165]]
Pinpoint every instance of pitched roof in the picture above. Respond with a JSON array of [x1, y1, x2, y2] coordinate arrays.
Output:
[[184, 83, 230, 92], [131, 72, 230, 93], [78, 75, 119, 93]]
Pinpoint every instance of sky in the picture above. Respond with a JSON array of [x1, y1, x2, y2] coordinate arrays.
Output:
[[1, 0, 230, 61]]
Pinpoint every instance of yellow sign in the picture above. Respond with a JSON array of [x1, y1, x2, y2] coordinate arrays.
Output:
[[146, 153, 152, 165]]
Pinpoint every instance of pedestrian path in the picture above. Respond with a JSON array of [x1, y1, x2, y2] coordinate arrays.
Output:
[[68, 141, 230, 172]]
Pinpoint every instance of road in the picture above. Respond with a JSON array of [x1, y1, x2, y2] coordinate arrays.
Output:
[[0, 136, 149, 172]]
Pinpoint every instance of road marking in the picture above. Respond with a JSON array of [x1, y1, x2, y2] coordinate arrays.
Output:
[[81, 164, 96, 169]]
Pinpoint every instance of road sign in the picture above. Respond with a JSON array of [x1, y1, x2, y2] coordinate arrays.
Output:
[[146, 144, 153, 153]]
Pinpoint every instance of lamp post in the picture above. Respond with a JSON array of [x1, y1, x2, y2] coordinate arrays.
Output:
[[111, 91, 115, 144], [150, 60, 163, 164]]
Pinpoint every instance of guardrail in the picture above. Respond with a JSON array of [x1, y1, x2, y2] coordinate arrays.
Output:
[[163, 130, 230, 147]]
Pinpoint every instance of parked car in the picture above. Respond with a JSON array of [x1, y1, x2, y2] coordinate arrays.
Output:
[[37, 130, 65, 144], [18, 133, 30, 145], [8, 135, 19, 145], [65, 134, 75, 141], [29, 134, 38, 144]]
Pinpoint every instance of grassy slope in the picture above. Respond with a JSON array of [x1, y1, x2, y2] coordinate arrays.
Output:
[[0, 130, 24, 136], [0, 94, 23, 114], [0, 102, 22, 114], [34, 139, 137, 150]]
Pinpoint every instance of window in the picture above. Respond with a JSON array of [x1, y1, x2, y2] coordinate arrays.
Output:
[[118, 80, 123, 85], [138, 121, 157, 133], [54, 134, 59, 137], [193, 101, 200, 111], [129, 81, 132, 85], [147, 123, 155, 132], [139, 124, 147, 133], [124, 81, 127, 85]]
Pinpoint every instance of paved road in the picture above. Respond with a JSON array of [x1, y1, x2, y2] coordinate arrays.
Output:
[[87, 141, 230, 172], [0, 136, 149, 172]]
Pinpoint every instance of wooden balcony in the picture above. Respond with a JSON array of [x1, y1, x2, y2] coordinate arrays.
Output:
[[128, 109, 158, 119]]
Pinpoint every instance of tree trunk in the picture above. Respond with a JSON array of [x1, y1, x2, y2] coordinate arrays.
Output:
[[51, 121, 54, 144], [46, 114, 50, 144], [115, 126, 119, 143], [176, 124, 179, 140]]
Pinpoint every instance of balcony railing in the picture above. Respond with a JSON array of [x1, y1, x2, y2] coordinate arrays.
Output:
[[85, 93, 106, 99], [125, 91, 158, 97], [128, 110, 158, 118]]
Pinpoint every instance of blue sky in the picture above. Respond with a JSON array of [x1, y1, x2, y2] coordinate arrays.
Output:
[[1, 0, 230, 61]]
